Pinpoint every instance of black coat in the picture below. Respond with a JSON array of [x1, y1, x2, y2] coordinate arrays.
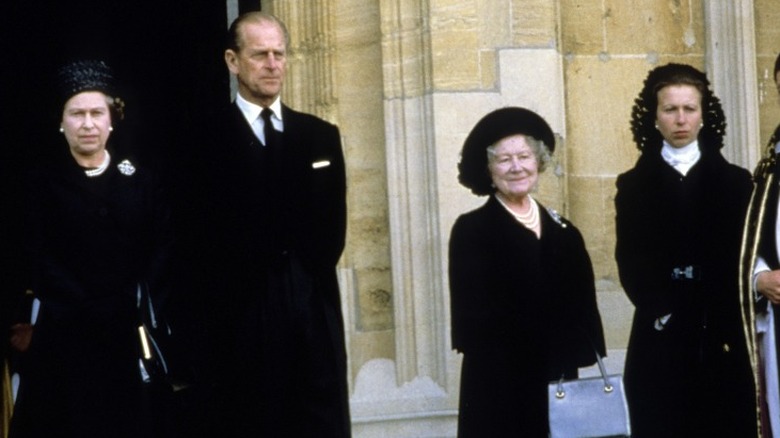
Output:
[[173, 102, 349, 437], [11, 150, 172, 438], [449, 196, 605, 437], [615, 144, 756, 437]]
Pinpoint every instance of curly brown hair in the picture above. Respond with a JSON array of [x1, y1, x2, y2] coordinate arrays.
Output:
[[630, 63, 725, 152]]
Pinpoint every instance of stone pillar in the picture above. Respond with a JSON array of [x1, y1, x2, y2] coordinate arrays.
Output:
[[271, 1, 338, 120], [349, 2, 459, 435], [704, 0, 760, 169]]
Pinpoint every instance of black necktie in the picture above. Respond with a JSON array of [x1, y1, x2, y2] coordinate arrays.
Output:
[[260, 107, 282, 185], [260, 107, 276, 150]]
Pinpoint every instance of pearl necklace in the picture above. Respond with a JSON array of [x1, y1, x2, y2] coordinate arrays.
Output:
[[496, 194, 541, 236], [513, 197, 540, 230], [84, 150, 111, 177]]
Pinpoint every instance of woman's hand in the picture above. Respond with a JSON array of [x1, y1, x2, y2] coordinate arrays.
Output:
[[756, 270, 780, 304], [9, 323, 33, 352]]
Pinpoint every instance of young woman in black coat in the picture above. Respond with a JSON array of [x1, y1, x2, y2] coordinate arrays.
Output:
[[10, 60, 172, 438], [615, 63, 756, 437], [449, 107, 606, 437]]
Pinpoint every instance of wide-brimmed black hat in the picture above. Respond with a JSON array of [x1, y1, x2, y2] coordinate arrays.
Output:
[[464, 107, 555, 155], [57, 60, 116, 106], [458, 106, 555, 195]]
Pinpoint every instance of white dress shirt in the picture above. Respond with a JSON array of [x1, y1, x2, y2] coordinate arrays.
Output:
[[235, 93, 284, 145]]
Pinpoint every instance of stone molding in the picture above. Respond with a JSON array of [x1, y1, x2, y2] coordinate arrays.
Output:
[[379, 0, 448, 388], [273, 0, 338, 121], [704, 0, 760, 169]]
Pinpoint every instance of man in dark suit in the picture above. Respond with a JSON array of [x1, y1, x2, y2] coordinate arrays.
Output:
[[178, 11, 350, 437]]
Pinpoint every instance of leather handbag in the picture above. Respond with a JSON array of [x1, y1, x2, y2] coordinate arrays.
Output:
[[548, 348, 631, 438], [136, 282, 171, 385], [137, 283, 187, 390]]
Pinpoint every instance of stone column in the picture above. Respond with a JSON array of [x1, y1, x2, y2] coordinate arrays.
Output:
[[704, 0, 760, 169]]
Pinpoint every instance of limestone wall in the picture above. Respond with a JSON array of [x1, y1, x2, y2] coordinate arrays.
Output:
[[756, 0, 780, 147]]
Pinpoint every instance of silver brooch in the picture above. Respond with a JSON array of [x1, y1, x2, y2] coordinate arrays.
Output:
[[545, 207, 567, 228], [118, 159, 136, 176]]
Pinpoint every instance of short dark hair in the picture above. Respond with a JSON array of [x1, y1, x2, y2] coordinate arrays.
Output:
[[630, 63, 725, 151], [226, 11, 290, 53]]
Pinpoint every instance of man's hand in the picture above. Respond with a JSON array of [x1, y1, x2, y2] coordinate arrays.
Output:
[[756, 270, 780, 304]]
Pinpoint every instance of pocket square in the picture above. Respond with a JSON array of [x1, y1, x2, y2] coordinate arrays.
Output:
[[312, 160, 331, 169]]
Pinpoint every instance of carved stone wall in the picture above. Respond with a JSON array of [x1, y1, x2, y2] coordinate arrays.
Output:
[[755, 0, 780, 149]]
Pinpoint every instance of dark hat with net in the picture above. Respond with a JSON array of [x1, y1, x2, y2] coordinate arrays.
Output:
[[57, 60, 116, 105]]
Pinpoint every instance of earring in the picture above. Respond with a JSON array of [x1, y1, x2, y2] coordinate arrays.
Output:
[[59, 127, 64, 133], [654, 124, 659, 129], [109, 126, 114, 132], [699, 122, 704, 128]]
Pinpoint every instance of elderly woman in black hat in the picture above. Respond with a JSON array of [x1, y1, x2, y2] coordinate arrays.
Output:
[[615, 63, 756, 437], [10, 60, 172, 438], [449, 107, 606, 437]]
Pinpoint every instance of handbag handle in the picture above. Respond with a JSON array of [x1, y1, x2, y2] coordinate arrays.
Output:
[[554, 348, 613, 399]]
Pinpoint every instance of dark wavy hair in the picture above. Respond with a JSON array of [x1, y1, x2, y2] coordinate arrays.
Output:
[[630, 63, 725, 151]]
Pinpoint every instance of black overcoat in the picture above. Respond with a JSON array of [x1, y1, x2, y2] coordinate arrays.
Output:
[[174, 102, 349, 437], [615, 144, 756, 437], [449, 195, 605, 437], [11, 150, 172, 438]]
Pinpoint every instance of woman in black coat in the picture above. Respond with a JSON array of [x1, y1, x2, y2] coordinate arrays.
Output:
[[449, 107, 606, 437], [615, 63, 756, 437], [10, 60, 172, 438]]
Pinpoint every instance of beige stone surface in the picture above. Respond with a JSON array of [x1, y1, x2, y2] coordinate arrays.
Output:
[[564, 56, 647, 176], [478, 0, 511, 48], [568, 175, 618, 285], [429, 0, 480, 90], [607, 0, 704, 55], [754, 0, 780, 147], [561, 0, 607, 54], [349, 329, 395, 381], [596, 288, 634, 349], [561, 1, 705, 56], [510, 0, 557, 48], [332, 0, 396, 349]]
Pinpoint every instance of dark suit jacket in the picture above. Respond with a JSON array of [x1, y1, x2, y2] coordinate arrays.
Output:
[[449, 195, 605, 437], [176, 101, 346, 366], [172, 101, 349, 436], [208, 102, 346, 300], [615, 144, 756, 437]]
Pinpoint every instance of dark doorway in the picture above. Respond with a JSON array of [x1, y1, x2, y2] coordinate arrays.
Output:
[[1, 0, 233, 160], [0, 0, 232, 335]]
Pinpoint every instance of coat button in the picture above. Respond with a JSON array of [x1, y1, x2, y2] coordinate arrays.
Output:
[[722, 343, 730, 353]]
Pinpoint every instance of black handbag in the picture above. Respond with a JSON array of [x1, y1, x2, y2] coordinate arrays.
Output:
[[136, 282, 192, 390], [548, 348, 631, 438]]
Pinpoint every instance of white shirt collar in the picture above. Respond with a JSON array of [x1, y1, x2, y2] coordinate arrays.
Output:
[[661, 140, 700, 176], [235, 93, 283, 125]]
